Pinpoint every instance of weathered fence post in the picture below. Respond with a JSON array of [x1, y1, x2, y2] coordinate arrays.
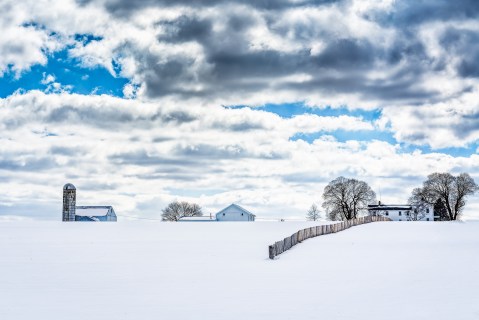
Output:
[[269, 245, 275, 259]]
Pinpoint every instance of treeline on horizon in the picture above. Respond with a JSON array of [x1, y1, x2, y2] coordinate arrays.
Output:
[[161, 172, 478, 222]]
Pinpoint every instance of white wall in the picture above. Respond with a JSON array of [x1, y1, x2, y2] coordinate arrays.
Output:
[[382, 205, 434, 221], [384, 209, 409, 221]]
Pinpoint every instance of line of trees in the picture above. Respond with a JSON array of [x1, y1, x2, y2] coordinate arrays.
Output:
[[314, 172, 477, 221], [408, 173, 478, 221], [161, 173, 478, 222]]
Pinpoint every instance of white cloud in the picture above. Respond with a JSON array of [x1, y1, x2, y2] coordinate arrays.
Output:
[[41, 73, 56, 85], [381, 86, 479, 149], [2, 0, 479, 219], [1, 91, 478, 220], [0, 18, 61, 77]]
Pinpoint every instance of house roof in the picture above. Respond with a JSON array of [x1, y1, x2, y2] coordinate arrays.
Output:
[[368, 204, 412, 211], [75, 206, 113, 217], [215, 204, 255, 217]]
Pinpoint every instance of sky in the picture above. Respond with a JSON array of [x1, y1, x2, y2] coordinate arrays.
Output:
[[1, 0, 479, 221]]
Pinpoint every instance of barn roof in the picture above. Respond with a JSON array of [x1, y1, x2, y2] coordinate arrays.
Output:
[[75, 206, 113, 217], [216, 203, 255, 217]]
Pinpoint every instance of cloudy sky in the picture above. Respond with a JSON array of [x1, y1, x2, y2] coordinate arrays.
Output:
[[1, 0, 479, 220]]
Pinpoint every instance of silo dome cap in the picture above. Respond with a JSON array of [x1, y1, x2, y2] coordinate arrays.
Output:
[[63, 183, 76, 190]]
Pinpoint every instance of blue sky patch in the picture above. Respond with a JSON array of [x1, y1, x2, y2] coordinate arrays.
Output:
[[0, 48, 128, 98], [407, 144, 478, 158], [290, 129, 398, 145], [226, 102, 382, 122]]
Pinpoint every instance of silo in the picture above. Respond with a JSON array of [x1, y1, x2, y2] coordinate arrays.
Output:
[[62, 183, 76, 221]]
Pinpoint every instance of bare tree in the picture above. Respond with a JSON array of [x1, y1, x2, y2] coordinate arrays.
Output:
[[322, 176, 376, 221], [434, 198, 450, 221], [306, 204, 321, 221], [407, 187, 430, 221], [161, 201, 203, 221], [410, 172, 478, 221]]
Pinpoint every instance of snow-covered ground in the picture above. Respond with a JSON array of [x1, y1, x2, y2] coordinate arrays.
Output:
[[0, 221, 478, 320]]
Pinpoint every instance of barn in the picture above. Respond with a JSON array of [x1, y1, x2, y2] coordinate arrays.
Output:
[[215, 204, 255, 221], [62, 183, 117, 222], [75, 206, 117, 221]]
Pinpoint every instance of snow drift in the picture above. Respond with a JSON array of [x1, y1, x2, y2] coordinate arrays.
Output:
[[0, 221, 477, 320]]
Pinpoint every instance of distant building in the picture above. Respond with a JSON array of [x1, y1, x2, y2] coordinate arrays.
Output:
[[62, 183, 76, 221], [177, 204, 256, 222], [178, 216, 216, 222], [216, 204, 255, 221], [367, 201, 434, 221], [62, 183, 117, 222], [75, 206, 117, 221]]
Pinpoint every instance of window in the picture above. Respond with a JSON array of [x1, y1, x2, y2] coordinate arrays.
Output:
[[241, 213, 244, 216], [223, 213, 225, 216], [426, 208, 430, 213], [399, 211, 402, 216], [406, 211, 410, 216], [399, 219, 402, 221], [427, 218, 430, 221], [385, 211, 389, 216]]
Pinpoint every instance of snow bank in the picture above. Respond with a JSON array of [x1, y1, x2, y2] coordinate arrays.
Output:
[[0, 221, 477, 320]]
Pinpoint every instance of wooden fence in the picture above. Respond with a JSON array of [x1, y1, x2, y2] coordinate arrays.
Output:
[[268, 216, 391, 259]]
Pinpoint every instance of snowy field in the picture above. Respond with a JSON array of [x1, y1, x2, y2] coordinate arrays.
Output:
[[0, 221, 478, 320]]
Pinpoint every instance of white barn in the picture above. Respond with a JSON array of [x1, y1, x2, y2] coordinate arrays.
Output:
[[367, 202, 434, 221], [215, 204, 255, 222], [75, 206, 117, 222]]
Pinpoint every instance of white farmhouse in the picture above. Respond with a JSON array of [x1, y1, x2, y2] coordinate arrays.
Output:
[[367, 201, 434, 221], [215, 204, 255, 221]]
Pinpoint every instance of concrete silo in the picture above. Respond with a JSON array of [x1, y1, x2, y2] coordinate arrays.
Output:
[[62, 183, 76, 221]]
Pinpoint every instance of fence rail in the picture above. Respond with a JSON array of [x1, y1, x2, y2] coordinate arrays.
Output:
[[268, 216, 391, 259]]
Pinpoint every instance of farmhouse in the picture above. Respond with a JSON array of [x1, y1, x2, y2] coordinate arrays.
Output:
[[367, 201, 434, 221], [62, 183, 117, 222], [216, 204, 255, 221]]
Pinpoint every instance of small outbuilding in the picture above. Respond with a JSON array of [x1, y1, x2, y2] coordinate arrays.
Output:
[[178, 216, 216, 222], [215, 204, 255, 221]]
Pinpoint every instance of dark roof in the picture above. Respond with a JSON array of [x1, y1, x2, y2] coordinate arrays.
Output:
[[75, 215, 97, 222], [63, 183, 76, 190], [368, 204, 412, 211]]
